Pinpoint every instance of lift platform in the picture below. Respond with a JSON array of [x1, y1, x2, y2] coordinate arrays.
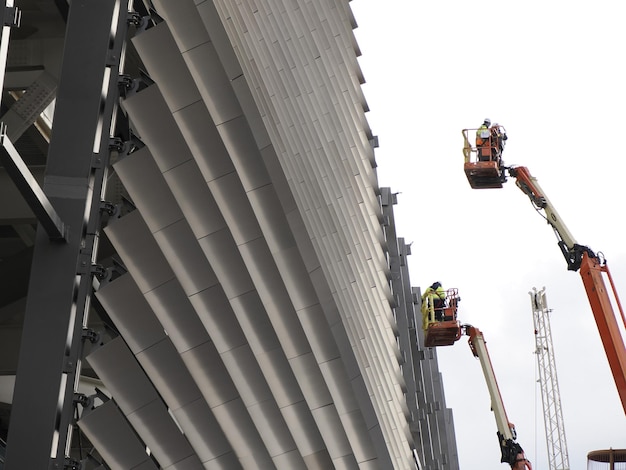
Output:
[[423, 288, 463, 347], [425, 318, 462, 347], [462, 127, 507, 189]]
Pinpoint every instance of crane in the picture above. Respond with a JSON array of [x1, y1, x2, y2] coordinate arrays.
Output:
[[530, 287, 570, 470], [461, 124, 626, 414], [421, 289, 532, 468]]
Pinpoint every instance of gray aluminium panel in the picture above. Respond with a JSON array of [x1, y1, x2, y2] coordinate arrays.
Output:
[[95, 274, 167, 354], [121, 87, 194, 173], [136, 339, 204, 411], [152, 220, 219, 296], [87, 337, 160, 415], [162, 159, 226, 239], [99, 276, 237, 466], [187, 286, 247, 354], [106, 210, 291, 465], [131, 23, 200, 113], [125, 399, 202, 469], [78, 400, 158, 470], [87, 338, 202, 468], [104, 211, 175, 294], [114, 146, 185, 231], [171, 399, 241, 467], [143, 278, 214, 354], [204, 171, 261, 246]]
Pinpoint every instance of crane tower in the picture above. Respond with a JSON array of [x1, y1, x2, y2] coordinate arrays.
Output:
[[530, 287, 570, 470]]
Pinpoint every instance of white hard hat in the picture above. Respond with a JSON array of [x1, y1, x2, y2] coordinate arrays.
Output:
[[484, 118, 491, 126]]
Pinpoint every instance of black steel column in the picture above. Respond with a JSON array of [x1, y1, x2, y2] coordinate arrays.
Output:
[[5, 1, 128, 469]]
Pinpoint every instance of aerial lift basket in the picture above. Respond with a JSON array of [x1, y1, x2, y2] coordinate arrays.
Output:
[[462, 127, 506, 189]]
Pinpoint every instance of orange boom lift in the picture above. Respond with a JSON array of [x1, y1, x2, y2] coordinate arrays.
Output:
[[462, 125, 626, 414], [420, 289, 531, 467]]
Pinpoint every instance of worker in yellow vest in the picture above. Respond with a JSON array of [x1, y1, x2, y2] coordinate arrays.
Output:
[[476, 118, 492, 161], [421, 281, 446, 330]]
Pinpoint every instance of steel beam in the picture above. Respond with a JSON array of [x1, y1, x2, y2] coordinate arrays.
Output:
[[4, 1, 129, 469], [0, 1, 20, 98], [0, 124, 66, 241]]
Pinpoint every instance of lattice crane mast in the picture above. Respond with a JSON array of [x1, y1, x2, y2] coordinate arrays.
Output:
[[530, 287, 570, 470]]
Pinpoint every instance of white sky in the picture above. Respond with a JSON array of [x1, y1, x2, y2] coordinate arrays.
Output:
[[351, 1, 626, 469]]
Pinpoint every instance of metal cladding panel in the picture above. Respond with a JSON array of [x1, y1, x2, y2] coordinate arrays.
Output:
[[87, 340, 202, 468], [210, 398, 276, 468], [287, 353, 332, 410], [162, 159, 226, 239], [187, 285, 247, 354], [121, 86, 194, 172], [171, 398, 239, 465], [219, 344, 273, 407], [318, 358, 359, 416], [254, 348, 305, 409], [168, 98, 234, 183], [205, 171, 262, 245], [97, 0, 453, 467], [267, 450, 308, 470], [152, 0, 209, 52], [231, 75, 273, 150], [295, 303, 341, 363], [214, 114, 272, 191], [135, 339, 203, 411], [195, 0, 244, 80], [162, 454, 205, 470], [143, 279, 210, 353], [87, 338, 159, 414], [310, 404, 355, 463], [152, 219, 219, 295], [132, 23, 201, 112], [125, 399, 201, 468], [337, 409, 379, 464], [114, 147, 185, 231], [245, 183, 298, 255], [178, 342, 239, 408], [97, 279, 238, 467], [77, 400, 158, 470], [279, 400, 327, 456], [271, 245, 322, 311], [95, 274, 167, 353], [302, 449, 335, 470], [182, 41, 243, 125], [104, 212, 174, 294], [238, 238, 310, 359], [245, 401, 301, 463], [227, 290, 281, 354]]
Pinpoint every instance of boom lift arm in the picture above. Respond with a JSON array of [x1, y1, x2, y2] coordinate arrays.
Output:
[[464, 325, 531, 469], [421, 286, 531, 468], [462, 131, 626, 413], [505, 165, 626, 414]]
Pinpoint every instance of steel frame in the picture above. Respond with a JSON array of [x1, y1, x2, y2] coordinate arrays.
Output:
[[4, 1, 129, 468]]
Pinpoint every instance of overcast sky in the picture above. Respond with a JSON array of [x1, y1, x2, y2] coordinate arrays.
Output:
[[351, 1, 626, 469]]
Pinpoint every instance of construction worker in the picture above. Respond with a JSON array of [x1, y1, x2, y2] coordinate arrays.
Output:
[[476, 118, 492, 161], [511, 452, 532, 470], [421, 282, 446, 329], [490, 123, 508, 163]]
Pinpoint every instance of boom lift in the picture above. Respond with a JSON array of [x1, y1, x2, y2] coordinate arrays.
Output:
[[421, 290, 531, 468], [465, 325, 530, 469], [462, 125, 626, 414]]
